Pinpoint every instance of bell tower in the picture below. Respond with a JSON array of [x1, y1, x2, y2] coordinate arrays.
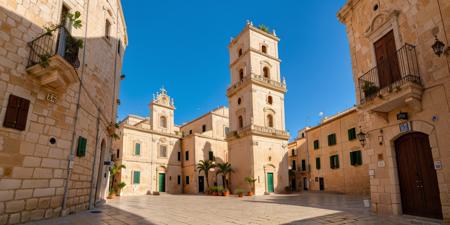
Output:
[[226, 22, 289, 195], [149, 87, 175, 134]]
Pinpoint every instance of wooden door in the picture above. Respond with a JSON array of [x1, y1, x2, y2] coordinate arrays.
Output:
[[319, 178, 324, 191], [267, 173, 274, 192], [395, 133, 442, 219], [198, 176, 204, 193], [374, 30, 401, 88], [158, 173, 166, 192]]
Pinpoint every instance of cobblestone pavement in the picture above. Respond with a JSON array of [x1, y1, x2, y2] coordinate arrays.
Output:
[[24, 192, 443, 225]]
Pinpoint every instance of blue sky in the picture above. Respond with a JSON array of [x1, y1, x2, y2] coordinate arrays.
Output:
[[119, 0, 355, 138]]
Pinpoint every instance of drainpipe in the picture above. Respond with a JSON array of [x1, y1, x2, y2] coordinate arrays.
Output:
[[61, 0, 91, 215]]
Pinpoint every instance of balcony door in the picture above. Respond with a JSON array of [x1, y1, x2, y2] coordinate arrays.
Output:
[[374, 30, 401, 88]]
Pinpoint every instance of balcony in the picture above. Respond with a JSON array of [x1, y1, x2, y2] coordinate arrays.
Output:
[[226, 124, 290, 140], [26, 26, 80, 90], [226, 74, 287, 97], [358, 44, 423, 113]]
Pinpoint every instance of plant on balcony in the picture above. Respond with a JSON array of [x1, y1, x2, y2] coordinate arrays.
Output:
[[258, 24, 270, 34], [362, 81, 379, 98], [244, 176, 257, 196], [197, 160, 216, 191]]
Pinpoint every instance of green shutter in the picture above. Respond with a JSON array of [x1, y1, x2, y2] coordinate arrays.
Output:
[[328, 134, 336, 146], [301, 160, 306, 171], [133, 171, 140, 184], [335, 155, 340, 168], [76, 136, 87, 157], [135, 143, 141, 155], [209, 151, 214, 161], [330, 155, 339, 169], [350, 151, 362, 166], [314, 140, 319, 149], [350, 151, 355, 165], [330, 156, 333, 169], [356, 151, 362, 165], [316, 157, 321, 170], [348, 128, 356, 140]]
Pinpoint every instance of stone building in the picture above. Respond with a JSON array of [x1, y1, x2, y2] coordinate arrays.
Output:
[[0, 0, 127, 224], [288, 128, 309, 192], [293, 108, 369, 195], [114, 88, 229, 195], [226, 22, 290, 195], [338, 0, 450, 221]]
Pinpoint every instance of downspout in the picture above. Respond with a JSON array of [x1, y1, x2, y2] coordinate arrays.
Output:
[[88, 108, 101, 209], [61, 0, 91, 215]]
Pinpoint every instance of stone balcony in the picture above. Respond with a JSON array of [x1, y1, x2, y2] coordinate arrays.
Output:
[[226, 74, 287, 97], [26, 26, 80, 91], [357, 44, 423, 113], [226, 124, 290, 140]]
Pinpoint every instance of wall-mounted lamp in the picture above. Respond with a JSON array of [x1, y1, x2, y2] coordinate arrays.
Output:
[[120, 74, 126, 80], [432, 36, 449, 57], [357, 126, 367, 147]]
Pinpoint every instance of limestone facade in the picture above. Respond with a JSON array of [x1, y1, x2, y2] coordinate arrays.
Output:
[[291, 108, 370, 195], [338, 0, 450, 221], [0, 0, 127, 224], [226, 23, 289, 195], [114, 89, 230, 195]]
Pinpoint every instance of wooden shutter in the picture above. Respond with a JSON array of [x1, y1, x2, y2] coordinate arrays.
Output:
[[314, 140, 319, 149], [348, 128, 356, 140], [133, 171, 140, 184], [3, 95, 30, 131], [330, 156, 334, 169], [356, 151, 362, 165], [76, 136, 87, 157], [135, 143, 140, 155], [177, 152, 181, 161], [350, 151, 355, 165], [185, 151, 189, 161], [335, 155, 340, 168], [316, 157, 321, 170], [328, 134, 336, 146]]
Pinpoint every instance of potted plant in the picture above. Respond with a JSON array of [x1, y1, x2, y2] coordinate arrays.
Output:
[[210, 186, 218, 196], [362, 81, 379, 98], [107, 189, 115, 199], [245, 176, 257, 196], [109, 163, 125, 198], [222, 188, 230, 196], [216, 162, 233, 194], [115, 182, 126, 196], [235, 189, 245, 198], [217, 186, 224, 196], [197, 160, 216, 192]]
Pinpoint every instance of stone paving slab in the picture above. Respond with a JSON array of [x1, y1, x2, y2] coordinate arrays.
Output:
[[23, 192, 443, 225]]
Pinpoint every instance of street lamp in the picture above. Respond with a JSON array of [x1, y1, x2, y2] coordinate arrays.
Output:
[[357, 127, 367, 147], [432, 36, 447, 57]]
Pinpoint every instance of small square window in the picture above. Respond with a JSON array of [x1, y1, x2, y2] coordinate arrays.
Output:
[[186, 176, 190, 184], [313, 140, 319, 149], [348, 128, 356, 140], [328, 133, 337, 146]]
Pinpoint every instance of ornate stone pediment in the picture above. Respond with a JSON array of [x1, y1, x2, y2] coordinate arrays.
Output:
[[151, 87, 175, 109], [364, 10, 400, 37]]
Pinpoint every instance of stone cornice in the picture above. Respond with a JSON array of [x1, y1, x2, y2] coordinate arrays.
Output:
[[337, 0, 361, 24], [229, 47, 281, 68], [228, 24, 279, 49], [123, 124, 181, 139], [226, 124, 290, 141], [226, 74, 287, 97]]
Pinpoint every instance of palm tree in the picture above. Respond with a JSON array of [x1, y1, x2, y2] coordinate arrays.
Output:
[[109, 163, 126, 194], [216, 162, 233, 190], [197, 160, 216, 190]]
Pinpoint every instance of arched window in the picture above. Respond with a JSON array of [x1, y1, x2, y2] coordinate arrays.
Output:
[[239, 69, 244, 81], [267, 96, 273, 105], [237, 97, 242, 105], [261, 45, 267, 53], [267, 114, 273, 128], [238, 116, 243, 128], [238, 48, 243, 57], [263, 67, 270, 78], [160, 116, 167, 128]]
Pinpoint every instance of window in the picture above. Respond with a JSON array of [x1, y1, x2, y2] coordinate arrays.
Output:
[[267, 114, 273, 128], [3, 95, 30, 131], [238, 116, 243, 128], [186, 176, 190, 184], [133, 171, 141, 184], [105, 20, 111, 39], [177, 175, 181, 185], [116, 149, 120, 159], [292, 160, 296, 170], [328, 133, 337, 146], [330, 155, 340, 169], [76, 136, 87, 157], [267, 96, 273, 105], [134, 143, 141, 156], [301, 159, 306, 171], [202, 124, 206, 132], [261, 45, 267, 53], [185, 151, 189, 161], [237, 98, 242, 105], [117, 40, 121, 55], [350, 150, 363, 166], [160, 116, 167, 128], [316, 157, 321, 170], [263, 66, 270, 78], [291, 149, 295, 156], [238, 48, 242, 57], [177, 151, 181, 161], [208, 151, 214, 161], [301, 133, 305, 138], [189, 130, 192, 135], [239, 69, 244, 81], [313, 140, 319, 149], [348, 128, 356, 141], [159, 145, 167, 158]]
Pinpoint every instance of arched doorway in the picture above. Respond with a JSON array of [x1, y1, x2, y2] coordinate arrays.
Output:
[[394, 132, 442, 219], [94, 139, 106, 204]]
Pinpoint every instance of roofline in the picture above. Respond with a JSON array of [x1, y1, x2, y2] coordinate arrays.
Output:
[[302, 107, 357, 133], [228, 22, 280, 48], [180, 106, 229, 128]]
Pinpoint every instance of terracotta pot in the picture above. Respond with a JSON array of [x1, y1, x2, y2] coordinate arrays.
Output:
[[213, 192, 218, 196], [247, 191, 254, 196], [107, 194, 115, 199], [238, 193, 243, 198], [223, 191, 229, 196]]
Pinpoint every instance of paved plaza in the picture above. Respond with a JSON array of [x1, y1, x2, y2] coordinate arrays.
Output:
[[24, 192, 442, 225]]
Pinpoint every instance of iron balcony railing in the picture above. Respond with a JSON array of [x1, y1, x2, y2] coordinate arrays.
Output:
[[27, 25, 80, 68], [227, 74, 286, 93], [358, 44, 421, 103]]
